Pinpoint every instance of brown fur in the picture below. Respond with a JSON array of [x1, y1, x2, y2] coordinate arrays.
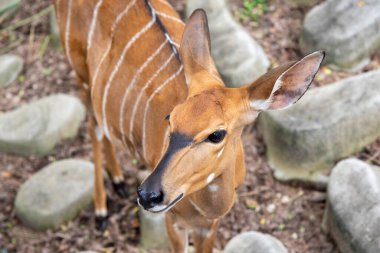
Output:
[[54, 0, 324, 252]]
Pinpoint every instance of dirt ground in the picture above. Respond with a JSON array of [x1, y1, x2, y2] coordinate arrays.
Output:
[[1, 0, 380, 252]]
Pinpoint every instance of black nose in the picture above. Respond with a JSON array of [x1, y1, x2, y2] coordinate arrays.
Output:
[[137, 186, 164, 210]]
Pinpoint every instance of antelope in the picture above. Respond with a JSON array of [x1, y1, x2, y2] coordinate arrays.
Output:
[[54, 0, 324, 252]]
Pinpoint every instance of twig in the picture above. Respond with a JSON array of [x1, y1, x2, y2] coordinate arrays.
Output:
[[0, 5, 53, 33], [0, 37, 22, 54], [289, 190, 304, 204], [0, 8, 15, 24], [365, 150, 380, 163], [239, 190, 259, 197], [27, 22, 36, 62], [38, 35, 51, 58]]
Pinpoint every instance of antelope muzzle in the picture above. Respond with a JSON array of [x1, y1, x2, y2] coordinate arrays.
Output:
[[137, 132, 192, 212]]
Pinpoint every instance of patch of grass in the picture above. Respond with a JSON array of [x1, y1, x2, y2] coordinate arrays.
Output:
[[240, 0, 269, 23]]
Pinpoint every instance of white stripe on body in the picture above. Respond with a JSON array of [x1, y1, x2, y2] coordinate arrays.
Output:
[[156, 11, 184, 24], [64, 0, 74, 66], [87, 0, 103, 52], [91, 0, 137, 98], [102, 15, 157, 139], [127, 53, 176, 146], [142, 65, 183, 159], [163, 31, 180, 49], [119, 40, 169, 147], [148, 1, 181, 51], [157, 0, 172, 8]]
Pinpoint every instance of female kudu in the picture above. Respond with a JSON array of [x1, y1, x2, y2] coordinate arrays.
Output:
[[54, 0, 324, 252]]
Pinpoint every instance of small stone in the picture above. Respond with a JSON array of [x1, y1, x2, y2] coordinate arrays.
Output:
[[281, 196, 290, 204], [0, 94, 85, 156], [267, 204, 276, 214], [259, 70, 380, 183], [15, 159, 94, 231], [139, 209, 169, 251], [0, 54, 24, 87], [291, 233, 298, 240], [324, 158, 380, 253], [300, 0, 380, 70], [224, 231, 288, 253], [245, 198, 258, 209], [186, 0, 269, 87]]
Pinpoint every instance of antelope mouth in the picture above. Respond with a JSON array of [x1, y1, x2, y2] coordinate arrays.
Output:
[[146, 193, 184, 213]]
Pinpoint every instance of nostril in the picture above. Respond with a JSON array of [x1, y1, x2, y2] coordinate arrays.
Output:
[[150, 190, 164, 204], [137, 184, 164, 210]]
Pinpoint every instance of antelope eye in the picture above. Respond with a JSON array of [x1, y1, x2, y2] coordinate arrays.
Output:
[[207, 130, 226, 144]]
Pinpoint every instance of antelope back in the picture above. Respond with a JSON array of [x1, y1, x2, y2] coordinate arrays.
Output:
[[54, 0, 188, 166]]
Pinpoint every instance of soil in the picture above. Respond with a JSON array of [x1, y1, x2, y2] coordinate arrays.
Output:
[[1, 0, 379, 253]]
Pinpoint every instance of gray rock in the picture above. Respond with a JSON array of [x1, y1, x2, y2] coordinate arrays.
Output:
[[139, 209, 169, 251], [324, 158, 380, 253], [258, 70, 380, 183], [0, 94, 85, 156], [0, 0, 20, 15], [15, 159, 94, 231], [0, 54, 23, 87], [300, 0, 380, 70], [224, 231, 288, 253], [187, 0, 269, 87]]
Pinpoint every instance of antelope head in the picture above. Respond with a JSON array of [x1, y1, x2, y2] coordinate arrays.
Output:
[[137, 9, 324, 213]]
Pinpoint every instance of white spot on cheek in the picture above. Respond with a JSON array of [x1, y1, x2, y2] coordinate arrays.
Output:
[[217, 147, 225, 158], [208, 184, 219, 192], [206, 173, 215, 184]]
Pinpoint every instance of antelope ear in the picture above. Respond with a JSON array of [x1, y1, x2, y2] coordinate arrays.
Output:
[[246, 51, 325, 111], [180, 9, 222, 91]]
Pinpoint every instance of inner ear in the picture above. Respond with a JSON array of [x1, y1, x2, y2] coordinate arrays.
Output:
[[180, 9, 222, 92], [247, 51, 325, 111]]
